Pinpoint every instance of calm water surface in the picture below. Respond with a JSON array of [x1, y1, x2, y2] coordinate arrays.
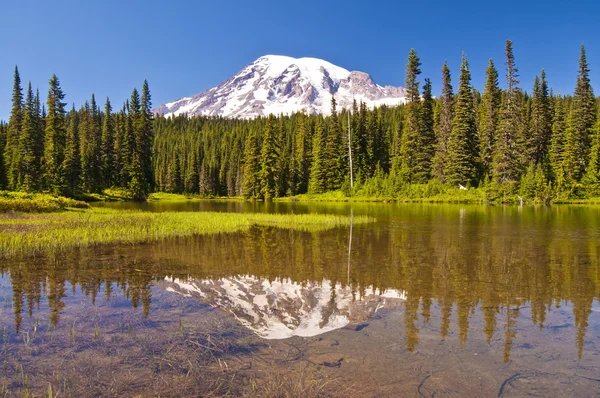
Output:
[[1, 202, 600, 397]]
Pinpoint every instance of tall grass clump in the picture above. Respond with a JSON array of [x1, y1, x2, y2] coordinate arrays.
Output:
[[0, 208, 373, 256], [0, 191, 89, 213]]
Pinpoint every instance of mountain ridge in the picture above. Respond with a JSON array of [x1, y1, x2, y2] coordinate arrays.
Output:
[[154, 55, 407, 119]]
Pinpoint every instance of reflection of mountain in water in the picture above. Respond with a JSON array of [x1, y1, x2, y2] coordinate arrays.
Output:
[[159, 276, 406, 339]]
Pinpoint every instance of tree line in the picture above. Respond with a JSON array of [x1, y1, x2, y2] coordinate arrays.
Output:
[[2, 40, 600, 201], [0, 70, 154, 199]]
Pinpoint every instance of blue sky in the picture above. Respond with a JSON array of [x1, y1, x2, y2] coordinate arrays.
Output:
[[1, 0, 598, 120]]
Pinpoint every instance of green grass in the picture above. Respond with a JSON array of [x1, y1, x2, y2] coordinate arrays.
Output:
[[0, 191, 89, 213], [0, 208, 373, 256], [279, 188, 489, 204]]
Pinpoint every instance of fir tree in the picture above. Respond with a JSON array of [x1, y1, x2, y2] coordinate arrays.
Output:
[[101, 97, 116, 187], [166, 153, 182, 193], [582, 118, 600, 196], [309, 116, 327, 194], [259, 115, 279, 200], [549, 96, 568, 186], [242, 126, 260, 198], [493, 39, 525, 188], [18, 83, 39, 191], [185, 152, 200, 193], [140, 80, 154, 191], [0, 122, 6, 189], [42, 74, 67, 194], [325, 97, 342, 190], [528, 70, 552, 166], [565, 44, 596, 183], [62, 106, 82, 197], [5, 66, 23, 190], [415, 77, 435, 182], [293, 112, 309, 194], [397, 49, 423, 182], [128, 88, 146, 199], [478, 59, 501, 180], [445, 54, 479, 186], [432, 61, 454, 182]]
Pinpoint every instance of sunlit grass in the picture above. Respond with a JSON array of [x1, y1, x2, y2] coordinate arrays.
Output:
[[0, 191, 89, 212], [0, 207, 373, 256]]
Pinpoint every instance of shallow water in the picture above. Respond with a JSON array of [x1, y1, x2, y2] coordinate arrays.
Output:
[[1, 203, 600, 397]]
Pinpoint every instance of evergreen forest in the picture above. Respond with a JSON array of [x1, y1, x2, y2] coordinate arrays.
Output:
[[2, 40, 599, 202]]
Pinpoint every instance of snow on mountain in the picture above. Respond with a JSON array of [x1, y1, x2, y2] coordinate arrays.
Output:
[[154, 55, 407, 119], [159, 275, 406, 339]]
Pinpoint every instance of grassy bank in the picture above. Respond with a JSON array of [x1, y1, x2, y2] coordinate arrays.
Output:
[[0, 208, 372, 256], [0, 191, 89, 212], [278, 188, 489, 204]]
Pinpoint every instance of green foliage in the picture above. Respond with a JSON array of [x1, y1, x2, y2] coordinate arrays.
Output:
[[493, 40, 526, 189], [258, 115, 279, 200], [0, 191, 88, 213], [478, 59, 501, 180], [42, 74, 67, 195], [432, 61, 454, 181], [445, 54, 479, 187]]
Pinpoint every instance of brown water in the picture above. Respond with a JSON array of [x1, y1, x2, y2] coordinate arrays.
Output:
[[1, 203, 600, 397]]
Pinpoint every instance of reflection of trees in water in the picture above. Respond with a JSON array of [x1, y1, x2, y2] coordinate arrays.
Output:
[[1, 205, 599, 360]]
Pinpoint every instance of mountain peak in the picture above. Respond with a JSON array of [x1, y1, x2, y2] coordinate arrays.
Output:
[[155, 55, 406, 119]]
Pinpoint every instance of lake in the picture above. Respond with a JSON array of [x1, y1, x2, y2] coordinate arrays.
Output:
[[1, 202, 599, 397]]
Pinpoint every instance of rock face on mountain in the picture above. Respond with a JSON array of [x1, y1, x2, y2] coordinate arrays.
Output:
[[159, 275, 406, 339], [155, 55, 406, 119]]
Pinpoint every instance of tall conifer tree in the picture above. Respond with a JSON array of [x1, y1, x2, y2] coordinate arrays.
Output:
[[433, 61, 454, 182], [42, 74, 67, 194], [478, 59, 501, 180], [397, 49, 422, 182], [102, 97, 116, 187], [493, 40, 525, 188], [445, 54, 479, 186], [259, 115, 279, 200], [62, 106, 82, 197], [564, 44, 596, 183], [5, 66, 23, 190]]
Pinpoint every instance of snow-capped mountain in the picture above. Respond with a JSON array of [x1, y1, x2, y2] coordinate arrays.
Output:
[[154, 55, 407, 119], [159, 275, 406, 339]]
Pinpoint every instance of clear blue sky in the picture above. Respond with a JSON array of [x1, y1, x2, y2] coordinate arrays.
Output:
[[1, 0, 599, 120]]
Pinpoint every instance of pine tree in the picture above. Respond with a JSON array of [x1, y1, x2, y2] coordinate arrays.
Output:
[[309, 116, 326, 194], [528, 71, 552, 166], [101, 97, 116, 187], [397, 49, 423, 183], [445, 54, 479, 186], [325, 97, 342, 190], [478, 59, 501, 180], [166, 153, 182, 193], [140, 80, 154, 192], [128, 88, 146, 199], [242, 126, 260, 198], [0, 122, 6, 189], [5, 66, 23, 190], [18, 83, 39, 191], [493, 39, 525, 188], [185, 152, 200, 193], [550, 96, 568, 186], [582, 117, 600, 196], [259, 115, 279, 200], [199, 157, 213, 195], [415, 78, 435, 181], [62, 106, 82, 197], [432, 61, 454, 182], [42, 74, 67, 194], [565, 44, 596, 183], [293, 112, 309, 194]]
